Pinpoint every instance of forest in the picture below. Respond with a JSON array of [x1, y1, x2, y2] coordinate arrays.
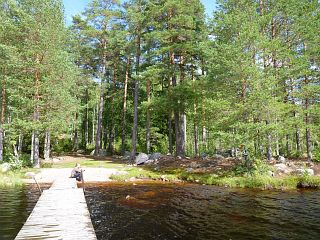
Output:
[[0, 0, 319, 169]]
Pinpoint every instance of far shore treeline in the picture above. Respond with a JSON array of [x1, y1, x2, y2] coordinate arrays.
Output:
[[0, 0, 319, 168]]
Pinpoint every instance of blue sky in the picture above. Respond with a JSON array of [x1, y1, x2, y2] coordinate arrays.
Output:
[[63, 0, 217, 25]]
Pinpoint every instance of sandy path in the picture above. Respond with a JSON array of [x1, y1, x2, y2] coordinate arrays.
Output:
[[24, 155, 121, 184], [24, 168, 118, 184]]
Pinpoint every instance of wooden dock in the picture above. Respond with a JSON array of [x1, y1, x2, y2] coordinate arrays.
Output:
[[15, 177, 97, 240]]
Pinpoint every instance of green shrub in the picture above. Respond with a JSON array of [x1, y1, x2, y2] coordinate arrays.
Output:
[[313, 148, 320, 162], [52, 138, 73, 154]]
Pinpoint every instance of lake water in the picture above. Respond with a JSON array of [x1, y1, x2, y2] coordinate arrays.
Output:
[[85, 182, 320, 240], [1, 182, 320, 240], [0, 185, 43, 240]]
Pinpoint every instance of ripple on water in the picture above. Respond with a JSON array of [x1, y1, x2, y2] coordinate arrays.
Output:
[[84, 183, 320, 240], [0, 185, 47, 240]]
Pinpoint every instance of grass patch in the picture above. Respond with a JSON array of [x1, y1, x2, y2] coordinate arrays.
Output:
[[0, 172, 23, 187], [110, 164, 320, 190], [0, 168, 41, 187], [52, 159, 124, 169], [110, 166, 180, 182], [179, 172, 320, 190]]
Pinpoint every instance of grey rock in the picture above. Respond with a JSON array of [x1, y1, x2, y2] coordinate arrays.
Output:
[[149, 152, 162, 161], [98, 149, 107, 157], [190, 162, 201, 168], [213, 154, 224, 159], [294, 168, 314, 176], [277, 156, 286, 164], [0, 163, 11, 173], [186, 168, 194, 173], [274, 163, 290, 174], [145, 160, 155, 165], [201, 153, 208, 160], [90, 150, 95, 156], [52, 158, 61, 163], [135, 153, 149, 165], [122, 151, 131, 160]]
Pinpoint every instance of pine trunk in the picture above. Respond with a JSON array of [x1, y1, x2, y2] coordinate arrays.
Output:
[[296, 128, 301, 153], [266, 121, 272, 161], [168, 114, 173, 155], [0, 129, 3, 162], [33, 130, 40, 168], [44, 131, 51, 161], [85, 89, 89, 149], [121, 56, 130, 155], [32, 61, 40, 168], [95, 91, 104, 155], [94, 48, 107, 155], [73, 113, 78, 151], [0, 77, 6, 162], [30, 132, 34, 163], [194, 123, 199, 157], [286, 135, 291, 156], [131, 33, 141, 161], [146, 78, 151, 154]]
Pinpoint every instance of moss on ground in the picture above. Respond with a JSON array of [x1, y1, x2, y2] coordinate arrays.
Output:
[[110, 165, 320, 190]]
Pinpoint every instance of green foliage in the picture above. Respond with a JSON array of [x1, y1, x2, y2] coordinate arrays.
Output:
[[52, 138, 73, 154], [313, 148, 320, 163]]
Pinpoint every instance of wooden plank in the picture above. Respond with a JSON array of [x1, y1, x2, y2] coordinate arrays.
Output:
[[15, 178, 97, 240]]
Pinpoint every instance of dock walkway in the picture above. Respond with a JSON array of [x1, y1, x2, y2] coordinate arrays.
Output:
[[15, 177, 97, 240]]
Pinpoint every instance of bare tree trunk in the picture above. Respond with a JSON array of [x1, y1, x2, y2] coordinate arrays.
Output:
[[95, 90, 104, 155], [305, 98, 312, 161], [0, 76, 6, 162], [92, 107, 96, 145], [146, 78, 151, 154], [193, 71, 199, 156], [30, 132, 34, 163], [201, 63, 207, 152], [286, 135, 291, 156], [44, 131, 50, 161], [266, 121, 272, 161], [304, 71, 312, 161], [94, 47, 107, 155], [168, 113, 173, 155], [33, 130, 40, 168], [275, 136, 280, 156], [18, 134, 23, 154], [0, 129, 3, 162], [85, 89, 89, 149], [296, 128, 301, 153], [121, 56, 130, 155], [194, 123, 199, 157], [32, 60, 40, 168], [73, 113, 79, 151], [131, 32, 141, 161]]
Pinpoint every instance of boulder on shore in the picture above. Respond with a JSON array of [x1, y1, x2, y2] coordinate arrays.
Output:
[[135, 153, 149, 165], [277, 156, 286, 164], [122, 151, 131, 161], [274, 163, 291, 174], [149, 152, 162, 161], [294, 168, 314, 176], [0, 163, 10, 173]]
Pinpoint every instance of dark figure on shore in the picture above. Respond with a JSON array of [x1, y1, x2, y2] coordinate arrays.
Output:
[[70, 163, 82, 181]]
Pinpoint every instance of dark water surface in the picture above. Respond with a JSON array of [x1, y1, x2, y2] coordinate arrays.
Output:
[[0, 185, 44, 240], [85, 183, 320, 240]]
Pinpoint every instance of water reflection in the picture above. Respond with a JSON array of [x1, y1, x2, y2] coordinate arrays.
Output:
[[0, 185, 45, 240], [85, 183, 320, 240]]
